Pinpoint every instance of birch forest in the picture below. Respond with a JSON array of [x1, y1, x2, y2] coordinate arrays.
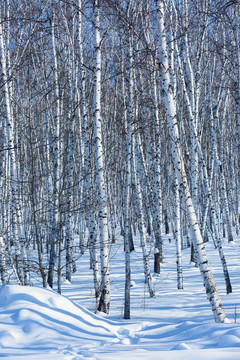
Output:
[[0, 0, 239, 323]]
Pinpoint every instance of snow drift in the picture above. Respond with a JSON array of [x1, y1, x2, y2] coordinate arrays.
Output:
[[0, 282, 240, 359]]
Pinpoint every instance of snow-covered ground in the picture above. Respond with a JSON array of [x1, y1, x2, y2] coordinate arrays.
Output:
[[0, 233, 240, 359]]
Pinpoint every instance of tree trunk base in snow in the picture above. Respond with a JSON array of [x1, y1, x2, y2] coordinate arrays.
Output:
[[97, 290, 110, 314], [154, 253, 161, 274]]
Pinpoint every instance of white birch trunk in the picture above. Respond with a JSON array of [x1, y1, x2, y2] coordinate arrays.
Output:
[[65, 113, 74, 282], [93, 0, 110, 314], [151, 64, 163, 272], [174, 173, 183, 290], [123, 32, 134, 320], [0, 229, 8, 284], [77, 0, 101, 299], [47, 5, 62, 289], [64, 6, 77, 282]]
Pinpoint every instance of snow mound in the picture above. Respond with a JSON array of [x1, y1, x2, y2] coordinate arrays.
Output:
[[0, 284, 118, 351], [172, 342, 191, 350], [218, 333, 240, 347]]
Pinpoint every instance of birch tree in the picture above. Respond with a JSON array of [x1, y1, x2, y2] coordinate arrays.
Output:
[[93, 0, 110, 314]]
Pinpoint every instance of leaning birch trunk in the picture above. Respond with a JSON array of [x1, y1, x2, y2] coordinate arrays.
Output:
[[93, 0, 110, 314], [155, 0, 226, 323], [204, 94, 232, 293]]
